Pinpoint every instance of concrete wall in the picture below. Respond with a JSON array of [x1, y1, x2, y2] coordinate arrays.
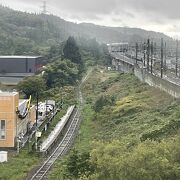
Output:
[[0, 93, 36, 148], [135, 67, 180, 98], [0, 57, 43, 74], [0, 58, 35, 73], [0, 93, 19, 148], [118, 60, 134, 73], [114, 58, 180, 98], [112, 58, 134, 73]]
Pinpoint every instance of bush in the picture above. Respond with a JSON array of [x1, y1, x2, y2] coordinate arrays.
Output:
[[64, 150, 95, 179], [90, 138, 180, 180], [93, 95, 115, 112]]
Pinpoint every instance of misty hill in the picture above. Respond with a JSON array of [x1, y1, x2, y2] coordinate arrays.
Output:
[[0, 5, 173, 55], [78, 23, 172, 44]]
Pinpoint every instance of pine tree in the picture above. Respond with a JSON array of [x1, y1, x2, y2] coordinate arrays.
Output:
[[63, 36, 84, 74]]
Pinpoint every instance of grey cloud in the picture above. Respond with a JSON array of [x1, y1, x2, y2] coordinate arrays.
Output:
[[2, 0, 180, 20], [121, 0, 180, 19], [167, 25, 180, 32]]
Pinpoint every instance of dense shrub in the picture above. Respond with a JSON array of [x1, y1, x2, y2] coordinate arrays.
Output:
[[93, 95, 115, 112]]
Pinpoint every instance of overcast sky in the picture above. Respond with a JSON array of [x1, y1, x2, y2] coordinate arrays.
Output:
[[1, 0, 180, 38]]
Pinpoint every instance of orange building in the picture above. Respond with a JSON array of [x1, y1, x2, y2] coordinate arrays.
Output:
[[0, 92, 36, 148]]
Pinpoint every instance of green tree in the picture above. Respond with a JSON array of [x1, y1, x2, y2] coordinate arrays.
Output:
[[65, 150, 95, 179], [89, 139, 180, 180], [63, 36, 84, 74], [48, 44, 62, 59], [17, 76, 46, 98], [94, 95, 114, 112], [44, 58, 79, 88]]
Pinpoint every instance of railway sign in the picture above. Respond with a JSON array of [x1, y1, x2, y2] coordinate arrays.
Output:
[[36, 131, 42, 138]]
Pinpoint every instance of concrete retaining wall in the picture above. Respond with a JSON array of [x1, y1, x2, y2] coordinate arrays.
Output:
[[118, 60, 134, 73], [114, 58, 180, 98]]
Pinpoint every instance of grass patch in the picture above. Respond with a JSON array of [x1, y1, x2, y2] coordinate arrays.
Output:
[[74, 104, 95, 151], [0, 150, 40, 180]]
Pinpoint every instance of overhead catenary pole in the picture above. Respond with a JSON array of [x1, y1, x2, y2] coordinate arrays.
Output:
[[154, 42, 157, 57], [140, 43, 143, 67], [143, 42, 146, 67], [176, 40, 178, 77], [164, 42, 167, 74], [147, 39, 150, 71], [150, 41, 153, 74], [154, 42, 157, 72], [161, 38, 164, 78], [135, 43, 138, 64]]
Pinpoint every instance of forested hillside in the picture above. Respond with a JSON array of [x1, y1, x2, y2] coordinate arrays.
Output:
[[0, 5, 173, 55]]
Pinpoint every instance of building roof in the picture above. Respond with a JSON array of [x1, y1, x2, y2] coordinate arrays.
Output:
[[0, 77, 24, 85], [0, 56, 41, 59], [0, 92, 18, 96], [0, 73, 34, 77], [107, 43, 128, 46]]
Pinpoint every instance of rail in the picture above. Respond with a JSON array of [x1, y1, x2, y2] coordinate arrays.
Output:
[[40, 105, 75, 153], [30, 108, 80, 180]]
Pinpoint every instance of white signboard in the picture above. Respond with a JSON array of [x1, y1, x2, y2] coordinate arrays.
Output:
[[36, 131, 42, 138]]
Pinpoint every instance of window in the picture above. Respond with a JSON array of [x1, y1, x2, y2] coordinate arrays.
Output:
[[0, 120, 5, 140]]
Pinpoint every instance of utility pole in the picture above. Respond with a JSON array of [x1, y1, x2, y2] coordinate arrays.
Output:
[[161, 38, 164, 78], [147, 39, 150, 72], [143, 42, 146, 67], [150, 41, 153, 74], [36, 93, 39, 127], [176, 40, 178, 77], [135, 43, 138, 64], [35, 92, 39, 151], [164, 42, 167, 74], [154, 42, 157, 72]]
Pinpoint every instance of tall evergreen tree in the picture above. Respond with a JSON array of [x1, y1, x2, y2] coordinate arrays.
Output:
[[63, 36, 84, 73]]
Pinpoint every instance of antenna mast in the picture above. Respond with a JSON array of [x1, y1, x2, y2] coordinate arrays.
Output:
[[42, 1, 47, 14]]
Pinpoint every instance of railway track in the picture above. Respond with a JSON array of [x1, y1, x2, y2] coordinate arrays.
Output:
[[30, 108, 80, 180]]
